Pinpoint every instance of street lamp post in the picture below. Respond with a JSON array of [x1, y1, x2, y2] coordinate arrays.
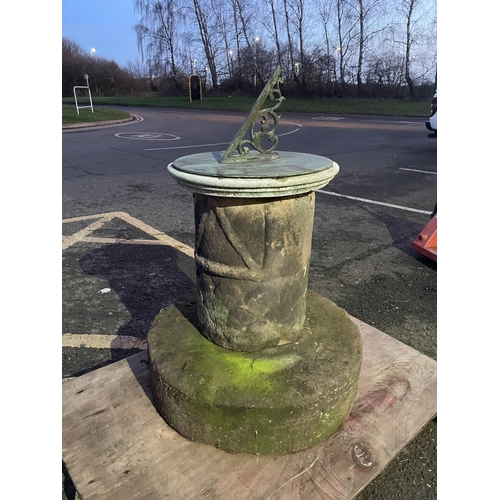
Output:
[[253, 37, 260, 89], [334, 46, 341, 87], [90, 48, 96, 57], [228, 50, 234, 80]]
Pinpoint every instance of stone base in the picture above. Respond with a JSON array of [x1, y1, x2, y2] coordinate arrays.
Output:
[[148, 290, 363, 455]]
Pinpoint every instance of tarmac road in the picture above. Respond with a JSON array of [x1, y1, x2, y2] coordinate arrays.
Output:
[[62, 106, 437, 500]]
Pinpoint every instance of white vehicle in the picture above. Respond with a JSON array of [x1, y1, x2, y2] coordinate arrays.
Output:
[[425, 91, 437, 134]]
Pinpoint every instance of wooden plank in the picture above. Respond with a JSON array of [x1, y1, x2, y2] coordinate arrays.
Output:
[[62, 317, 436, 500]]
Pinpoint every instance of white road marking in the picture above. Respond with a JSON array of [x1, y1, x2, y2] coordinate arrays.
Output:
[[115, 132, 180, 140], [360, 119, 420, 125], [62, 211, 194, 256], [62, 333, 147, 350], [311, 116, 346, 121], [316, 190, 432, 214], [62, 213, 114, 250], [278, 127, 302, 136], [145, 141, 230, 151], [399, 168, 437, 175], [63, 212, 194, 355], [144, 124, 302, 151]]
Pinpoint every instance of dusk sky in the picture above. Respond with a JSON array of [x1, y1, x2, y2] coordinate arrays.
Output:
[[62, 0, 142, 67]]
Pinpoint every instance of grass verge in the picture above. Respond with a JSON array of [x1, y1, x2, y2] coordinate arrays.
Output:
[[62, 96, 429, 119], [62, 105, 131, 124]]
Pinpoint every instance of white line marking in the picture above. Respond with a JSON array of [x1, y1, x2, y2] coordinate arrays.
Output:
[[62, 213, 114, 250], [145, 141, 230, 151], [62, 333, 147, 350], [82, 236, 184, 246], [62, 211, 194, 256], [316, 190, 432, 214], [278, 127, 301, 136], [144, 124, 302, 151], [311, 116, 345, 121], [360, 119, 420, 125], [399, 168, 437, 175], [115, 132, 180, 141], [63, 212, 194, 353]]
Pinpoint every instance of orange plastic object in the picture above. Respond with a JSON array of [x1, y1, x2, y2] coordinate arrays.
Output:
[[411, 214, 437, 262]]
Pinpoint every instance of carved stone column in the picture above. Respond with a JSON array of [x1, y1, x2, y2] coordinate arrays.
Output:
[[194, 192, 314, 351]]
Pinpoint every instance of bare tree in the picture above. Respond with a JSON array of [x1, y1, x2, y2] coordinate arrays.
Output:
[[227, 0, 260, 83], [191, 0, 221, 89], [365, 52, 404, 86], [402, 0, 417, 96], [335, 0, 357, 93], [266, 0, 284, 70], [349, 0, 386, 96], [316, 0, 339, 94], [229, 0, 243, 73], [62, 38, 86, 96], [232, 0, 256, 49], [355, 0, 365, 94], [134, 0, 186, 90], [124, 59, 151, 95], [62, 38, 132, 97], [64, 0, 436, 99], [392, 0, 431, 97], [283, 0, 308, 93]]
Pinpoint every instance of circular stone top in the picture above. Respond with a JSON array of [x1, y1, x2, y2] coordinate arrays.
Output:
[[168, 151, 339, 198]]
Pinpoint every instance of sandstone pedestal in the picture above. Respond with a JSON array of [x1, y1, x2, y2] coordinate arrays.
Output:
[[194, 192, 314, 351], [147, 151, 363, 455]]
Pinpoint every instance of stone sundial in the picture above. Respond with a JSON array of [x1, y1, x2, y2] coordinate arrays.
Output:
[[148, 66, 363, 455]]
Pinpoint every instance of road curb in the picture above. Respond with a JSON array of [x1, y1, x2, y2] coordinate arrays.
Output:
[[62, 114, 136, 130]]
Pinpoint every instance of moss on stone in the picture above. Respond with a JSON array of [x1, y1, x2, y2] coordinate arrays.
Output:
[[148, 290, 362, 455]]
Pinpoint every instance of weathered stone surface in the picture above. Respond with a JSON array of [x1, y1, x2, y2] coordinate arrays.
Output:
[[167, 151, 340, 198], [148, 289, 363, 455], [194, 193, 315, 351]]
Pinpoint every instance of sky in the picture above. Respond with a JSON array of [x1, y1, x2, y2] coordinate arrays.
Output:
[[62, 0, 143, 67]]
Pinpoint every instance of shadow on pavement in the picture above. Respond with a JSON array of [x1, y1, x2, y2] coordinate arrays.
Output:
[[367, 208, 437, 270], [80, 243, 195, 339], [64, 243, 195, 378]]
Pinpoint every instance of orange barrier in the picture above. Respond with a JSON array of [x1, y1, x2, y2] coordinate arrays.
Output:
[[411, 214, 437, 262]]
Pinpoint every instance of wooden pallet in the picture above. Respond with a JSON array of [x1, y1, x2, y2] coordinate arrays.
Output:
[[62, 317, 436, 500]]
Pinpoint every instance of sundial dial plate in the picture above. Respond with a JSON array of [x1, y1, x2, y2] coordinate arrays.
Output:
[[167, 152, 339, 198], [170, 151, 336, 178]]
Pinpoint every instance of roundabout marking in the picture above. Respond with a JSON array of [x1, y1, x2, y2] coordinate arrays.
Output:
[[115, 132, 181, 141]]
